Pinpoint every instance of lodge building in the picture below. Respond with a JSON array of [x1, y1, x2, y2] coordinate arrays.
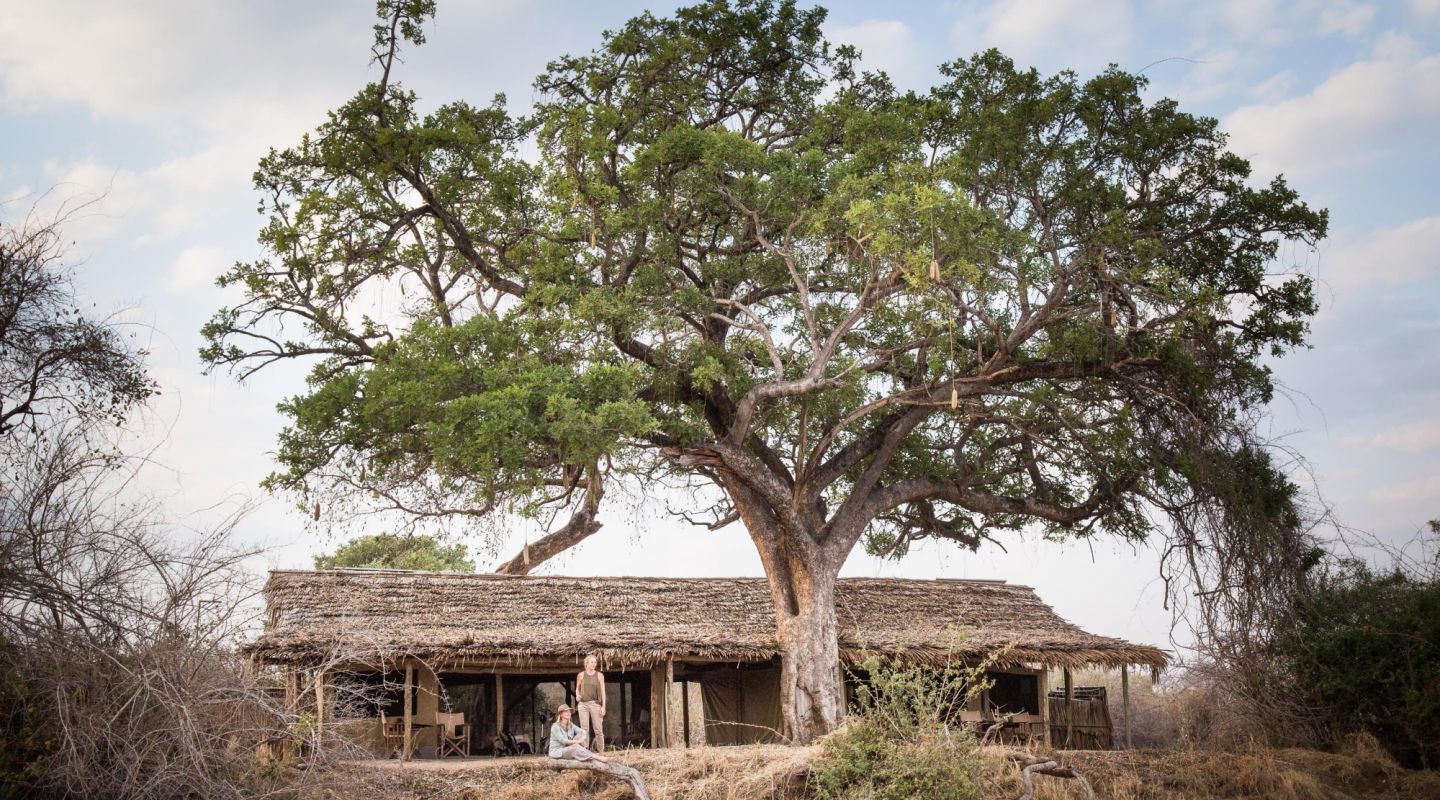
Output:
[[245, 570, 1167, 756]]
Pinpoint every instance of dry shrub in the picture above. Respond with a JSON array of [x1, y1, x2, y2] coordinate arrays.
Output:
[[0, 420, 323, 799], [1129, 672, 1259, 750], [0, 208, 325, 798], [1062, 664, 1322, 752]]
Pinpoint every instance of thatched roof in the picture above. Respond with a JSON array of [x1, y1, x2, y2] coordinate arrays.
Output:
[[246, 570, 1168, 670]]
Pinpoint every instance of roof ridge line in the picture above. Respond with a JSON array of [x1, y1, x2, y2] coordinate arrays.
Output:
[[266, 568, 1026, 586]]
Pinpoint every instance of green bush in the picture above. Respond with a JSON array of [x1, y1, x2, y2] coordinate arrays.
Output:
[[1283, 559, 1440, 768], [810, 655, 985, 800]]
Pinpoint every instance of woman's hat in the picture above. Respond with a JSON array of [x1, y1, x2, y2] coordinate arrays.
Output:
[[556, 703, 573, 713]]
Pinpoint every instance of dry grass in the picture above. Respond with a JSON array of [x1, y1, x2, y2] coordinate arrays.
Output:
[[311, 739, 1440, 800], [976, 737, 1440, 800], [317, 746, 812, 800]]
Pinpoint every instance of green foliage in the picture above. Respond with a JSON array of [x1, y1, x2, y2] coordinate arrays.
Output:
[[269, 316, 654, 516], [811, 654, 987, 800], [1282, 555, 1440, 768], [314, 532, 475, 572]]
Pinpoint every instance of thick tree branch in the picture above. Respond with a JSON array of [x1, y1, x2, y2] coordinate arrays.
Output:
[[866, 475, 1127, 529], [494, 475, 605, 575]]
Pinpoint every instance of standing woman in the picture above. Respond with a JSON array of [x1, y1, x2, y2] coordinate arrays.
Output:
[[576, 654, 607, 751], [549, 704, 608, 763]]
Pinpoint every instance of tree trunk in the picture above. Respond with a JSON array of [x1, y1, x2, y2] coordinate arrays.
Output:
[[723, 476, 847, 745], [769, 553, 844, 744]]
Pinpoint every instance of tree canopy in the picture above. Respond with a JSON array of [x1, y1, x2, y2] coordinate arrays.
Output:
[[203, 0, 1325, 740], [313, 532, 475, 572]]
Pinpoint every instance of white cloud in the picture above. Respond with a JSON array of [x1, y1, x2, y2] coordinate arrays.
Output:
[[1312, 0, 1378, 36], [1152, 48, 1252, 105], [1217, 0, 1286, 42], [38, 145, 242, 246], [168, 246, 228, 293], [1225, 0, 1375, 40], [1319, 216, 1440, 290], [1223, 48, 1440, 178], [1343, 420, 1440, 453], [0, 1, 361, 132], [0, 1, 545, 258], [1249, 69, 1297, 102], [826, 19, 926, 89], [1409, 0, 1440, 20], [1368, 473, 1440, 504], [0, 2, 370, 252], [950, 0, 1133, 72]]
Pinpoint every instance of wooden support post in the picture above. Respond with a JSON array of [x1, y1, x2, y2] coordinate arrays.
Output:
[[656, 658, 671, 748], [1122, 665, 1131, 749], [681, 680, 691, 748], [402, 661, 414, 761], [664, 658, 675, 747], [284, 667, 297, 715], [494, 673, 505, 741], [620, 677, 629, 745], [1063, 668, 1074, 749], [313, 668, 326, 747], [1039, 667, 1051, 748], [649, 664, 665, 748]]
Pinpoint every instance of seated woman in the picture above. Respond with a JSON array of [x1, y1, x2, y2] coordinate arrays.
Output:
[[548, 703, 609, 763]]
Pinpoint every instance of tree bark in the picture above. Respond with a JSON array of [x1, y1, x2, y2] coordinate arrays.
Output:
[[772, 563, 844, 744]]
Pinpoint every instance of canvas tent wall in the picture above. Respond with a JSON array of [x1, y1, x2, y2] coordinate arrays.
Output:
[[692, 661, 783, 745]]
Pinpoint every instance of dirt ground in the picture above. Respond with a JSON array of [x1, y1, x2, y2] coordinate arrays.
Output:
[[304, 741, 1440, 800]]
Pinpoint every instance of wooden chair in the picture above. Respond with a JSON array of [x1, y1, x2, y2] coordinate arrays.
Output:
[[437, 711, 471, 758], [380, 711, 413, 759]]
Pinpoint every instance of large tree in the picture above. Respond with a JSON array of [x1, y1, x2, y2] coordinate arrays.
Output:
[[203, 0, 1325, 742]]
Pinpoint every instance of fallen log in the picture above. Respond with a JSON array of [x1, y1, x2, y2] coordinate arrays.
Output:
[[992, 747, 1095, 800], [543, 757, 651, 800], [1017, 760, 1094, 800]]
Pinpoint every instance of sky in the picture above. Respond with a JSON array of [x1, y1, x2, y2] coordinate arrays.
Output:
[[2, 0, 1438, 657]]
